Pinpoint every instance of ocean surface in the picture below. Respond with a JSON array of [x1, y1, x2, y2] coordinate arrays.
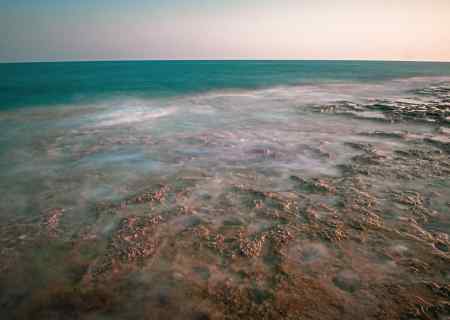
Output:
[[2, 60, 450, 110], [1, 61, 450, 319]]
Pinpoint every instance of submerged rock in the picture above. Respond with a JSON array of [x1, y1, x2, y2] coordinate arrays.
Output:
[[43, 208, 64, 237], [240, 235, 266, 257], [290, 176, 336, 194], [316, 85, 450, 124], [83, 214, 164, 283]]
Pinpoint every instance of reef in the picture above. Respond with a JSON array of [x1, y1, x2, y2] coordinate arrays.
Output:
[[1, 82, 450, 320]]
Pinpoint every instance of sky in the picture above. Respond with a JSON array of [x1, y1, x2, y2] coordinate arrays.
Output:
[[1, 0, 450, 62]]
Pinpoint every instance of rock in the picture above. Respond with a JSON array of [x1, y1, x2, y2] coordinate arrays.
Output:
[[435, 241, 449, 252], [437, 127, 450, 135], [269, 226, 293, 247], [43, 208, 64, 237], [240, 235, 266, 257], [425, 135, 450, 153], [362, 131, 407, 139], [290, 176, 336, 194], [127, 185, 168, 205], [84, 214, 164, 282]]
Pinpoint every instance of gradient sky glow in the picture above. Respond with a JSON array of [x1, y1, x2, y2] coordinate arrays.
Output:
[[1, 0, 450, 62]]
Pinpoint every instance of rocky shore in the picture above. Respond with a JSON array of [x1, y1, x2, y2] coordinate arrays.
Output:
[[1, 82, 449, 320]]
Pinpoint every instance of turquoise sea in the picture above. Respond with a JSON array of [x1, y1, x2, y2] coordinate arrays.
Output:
[[2, 60, 450, 110]]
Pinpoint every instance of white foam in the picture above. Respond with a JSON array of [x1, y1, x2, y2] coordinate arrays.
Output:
[[93, 106, 177, 128]]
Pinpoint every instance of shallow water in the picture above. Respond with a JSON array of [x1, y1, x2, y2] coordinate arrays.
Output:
[[0, 81, 426, 217], [1, 63, 450, 319]]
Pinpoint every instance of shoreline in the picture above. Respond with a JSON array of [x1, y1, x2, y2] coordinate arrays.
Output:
[[0, 80, 449, 319]]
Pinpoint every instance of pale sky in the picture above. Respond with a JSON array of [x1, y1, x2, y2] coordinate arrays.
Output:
[[1, 0, 450, 62]]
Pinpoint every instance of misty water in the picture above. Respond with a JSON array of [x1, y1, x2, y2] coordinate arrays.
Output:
[[1, 62, 450, 319]]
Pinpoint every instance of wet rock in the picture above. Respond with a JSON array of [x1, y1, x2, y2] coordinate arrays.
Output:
[[204, 233, 226, 253], [43, 208, 64, 237], [84, 215, 163, 282], [398, 258, 430, 273], [306, 208, 349, 242], [127, 185, 168, 205], [6, 81, 450, 320], [94, 184, 169, 217], [435, 241, 448, 252], [318, 104, 338, 113], [320, 221, 347, 242], [240, 235, 266, 257], [318, 86, 450, 124], [269, 226, 293, 248], [232, 186, 299, 213], [424, 282, 450, 299], [425, 135, 450, 153], [433, 233, 449, 252], [364, 211, 383, 228], [394, 148, 442, 159], [437, 127, 450, 135], [249, 148, 276, 159], [290, 176, 336, 194], [111, 215, 163, 262], [361, 130, 408, 139], [394, 192, 423, 206], [344, 142, 376, 153], [402, 299, 450, 320]]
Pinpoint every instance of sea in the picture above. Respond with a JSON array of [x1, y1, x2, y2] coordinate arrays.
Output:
[[1, 60, 450, 319]]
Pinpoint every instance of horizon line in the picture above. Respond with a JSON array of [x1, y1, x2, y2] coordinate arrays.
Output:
[[2, 57, 450, 64]]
